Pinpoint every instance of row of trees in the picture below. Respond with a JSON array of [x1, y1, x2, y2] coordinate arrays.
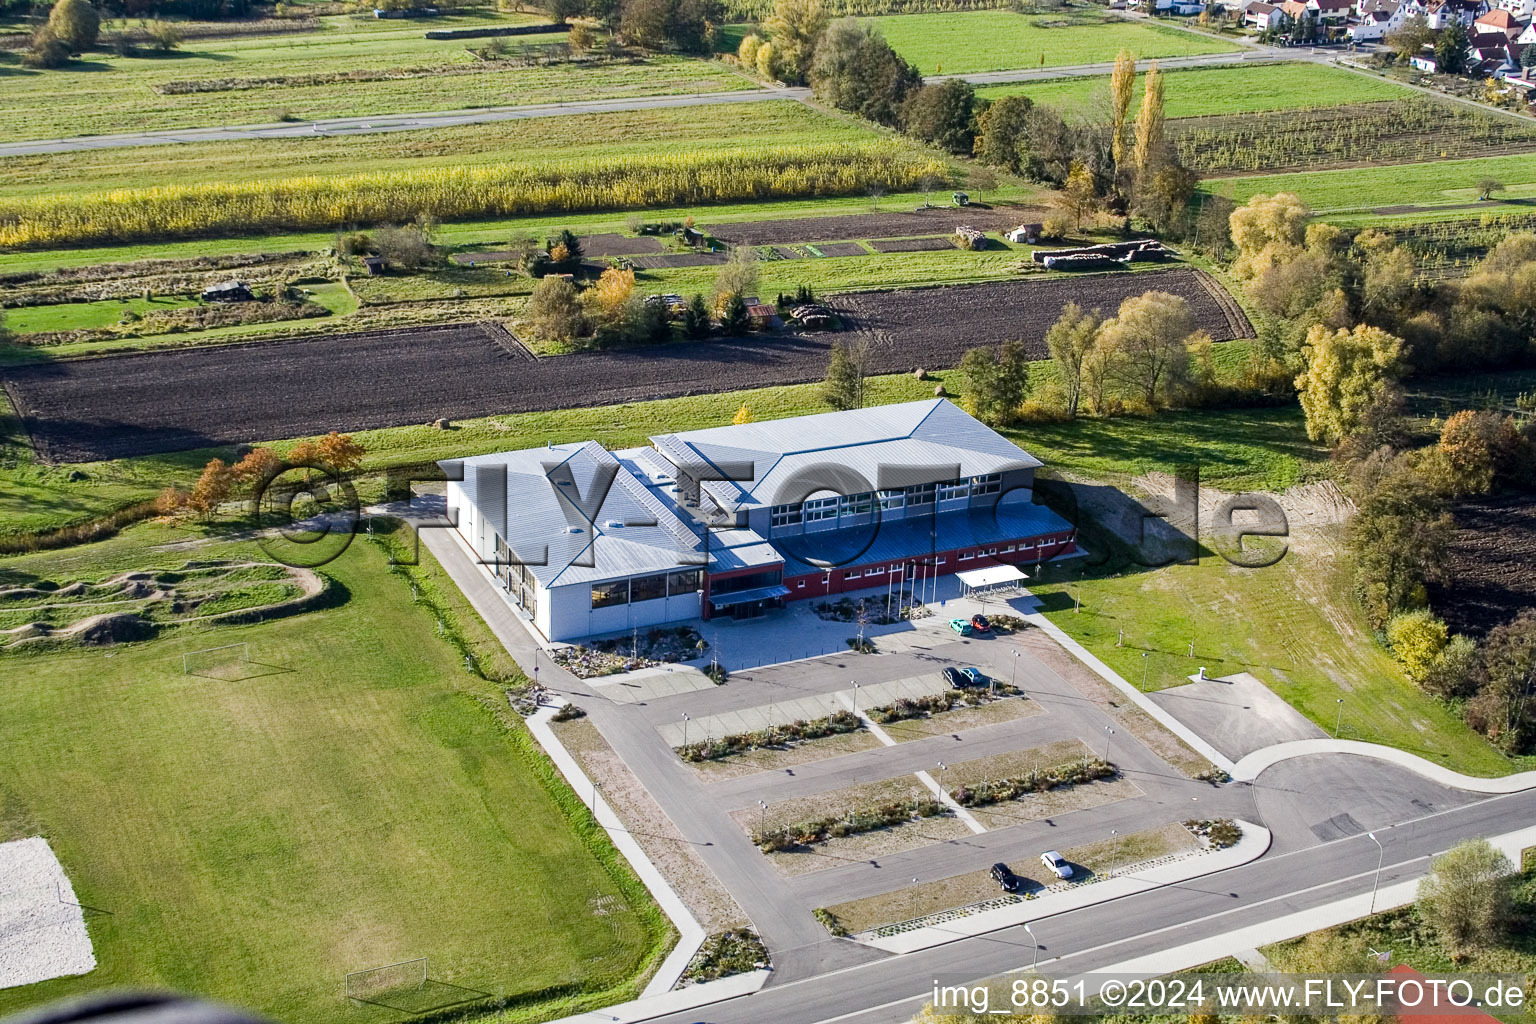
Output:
[[531, 0, 719, 51], [1233, 196, 1536, 379], [158, 433, 367, 519], [1337, 409, 1536, 752], [1267, 201, 1536, 752], [816, 290, 1220, 427], [524, 247, 766, 349]]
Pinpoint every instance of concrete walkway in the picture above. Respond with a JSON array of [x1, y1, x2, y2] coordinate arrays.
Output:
[[1233, 740, 1536, 791]]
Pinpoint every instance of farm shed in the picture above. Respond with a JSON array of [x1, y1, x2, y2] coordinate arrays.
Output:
[[1006, 224, 1043, 244], [201, 281, 253, 302], [361, 256, 387, 276], [746, 303, 779, 329]]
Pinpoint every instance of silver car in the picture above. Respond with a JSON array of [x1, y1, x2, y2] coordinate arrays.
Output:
[[1041, 850, 1074, 879]]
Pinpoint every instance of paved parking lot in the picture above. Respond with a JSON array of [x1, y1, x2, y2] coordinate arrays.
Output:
[[1150, 671, 1326, 760]]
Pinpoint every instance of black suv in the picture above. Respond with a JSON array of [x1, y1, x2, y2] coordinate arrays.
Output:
[[990, 862, 1023, 893]]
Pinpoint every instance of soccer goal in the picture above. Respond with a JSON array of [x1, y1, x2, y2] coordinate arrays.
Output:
[[181, 642, 250, 678], [345, 958, 428, 1005]]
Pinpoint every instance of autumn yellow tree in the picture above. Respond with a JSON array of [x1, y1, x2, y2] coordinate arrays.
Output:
[[1228, 191, 1313, 281], [187, 458, 234, 518], [1132, 61, 1164, 178], [764, 0, 827, 84], [1097, 290, 1196, 409], [733, 403, 754, 424], [756, 40, 778, 79], [1386, 608, 1449, 682], [1294, 323, 1407, 444], [1057, 162, 1097, 231], [1108, 49, 1137, 175], [232, 446, 283, 490], [316, 431, 366, 472], [737, 32, 762, 67]]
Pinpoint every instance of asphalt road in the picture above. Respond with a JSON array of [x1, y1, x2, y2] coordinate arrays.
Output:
[[0, 51, 1296, 158], [645, 785, 1532, 1024]]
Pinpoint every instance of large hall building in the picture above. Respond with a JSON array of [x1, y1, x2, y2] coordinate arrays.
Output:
[[443, 399, 1080, 642]]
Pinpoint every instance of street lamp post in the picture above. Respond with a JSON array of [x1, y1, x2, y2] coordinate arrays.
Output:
[[758, 799, 767, 840], [682, 713, 690, 748], [1103, 726, 1115, 763], [911, 878, 919, 921], [1010, 650, 1019, 695], [1141, 651, 1149, 690], [1367, 831, 1384, 914], [1110, 828, 1119, 876], [1335, 698, 1345, 738], [852, 682, 860, 717], [1024, 922, 1038, 970]]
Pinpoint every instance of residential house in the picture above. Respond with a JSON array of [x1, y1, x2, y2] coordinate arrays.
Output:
[[1246, 0, 1285, 26], [1495, 0, 1534, 19], [1468, 30, 1523, 71], [1350, 0, 1407, 40], [1476, 7, 1521, 32], [1425, 0, 1488, 28], [1309, 0, 1355, 20]]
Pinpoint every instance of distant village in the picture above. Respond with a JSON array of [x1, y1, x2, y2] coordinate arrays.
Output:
[[1131, 0, 1535, 100]]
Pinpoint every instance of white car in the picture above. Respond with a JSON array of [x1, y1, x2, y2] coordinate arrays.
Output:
[[1041, 850, 1074, 879]]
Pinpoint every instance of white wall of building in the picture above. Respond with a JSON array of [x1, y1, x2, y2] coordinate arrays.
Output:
[[543, 586, 702, 642]]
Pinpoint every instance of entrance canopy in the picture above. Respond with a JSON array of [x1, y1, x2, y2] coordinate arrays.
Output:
[[955, 565, 1026, 594], [708, 584, 790, 609]]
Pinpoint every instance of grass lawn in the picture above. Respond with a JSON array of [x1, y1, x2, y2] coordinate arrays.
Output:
[[0, 524, 671, 1023], [1028, 522, 1526, 778], [977, 62, 1412, 120], [0, 23, 747, 141], [5, 296, 201, 334], [1262, 857, 1536, 977], [868, 11, 1238, 76], [0, 101, 879, 200], [1202, 152, 1536, 214], [1006, 404, 1329, 492]]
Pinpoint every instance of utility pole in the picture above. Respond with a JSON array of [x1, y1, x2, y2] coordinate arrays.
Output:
[[1367, 831, 1384, 914]]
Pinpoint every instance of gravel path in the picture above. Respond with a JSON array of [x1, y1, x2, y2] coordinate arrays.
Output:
[[4, 268, 1252, 463], [0, 837, 96, 991]]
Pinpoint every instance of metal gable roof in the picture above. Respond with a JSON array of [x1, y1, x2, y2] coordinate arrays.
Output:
[[443, 442, 732, 590], [649, 399, 1043, 511]]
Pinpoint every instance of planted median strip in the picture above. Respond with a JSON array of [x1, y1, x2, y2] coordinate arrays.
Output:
[[676, 709, 864, 763], [751, 795, 950, 853]]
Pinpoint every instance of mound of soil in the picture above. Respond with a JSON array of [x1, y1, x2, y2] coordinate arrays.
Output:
[[70, 613, 156, 645]]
